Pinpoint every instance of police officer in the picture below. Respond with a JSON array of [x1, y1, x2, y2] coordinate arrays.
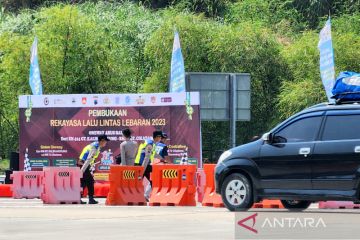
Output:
[[134, 131, 163, 201], [78, 134, 110, 204], [120, 128, 138, 166], [155, 132, 170, 163]]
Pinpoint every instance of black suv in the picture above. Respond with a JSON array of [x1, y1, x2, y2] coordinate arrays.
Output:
[[215, 102, 360, 211]]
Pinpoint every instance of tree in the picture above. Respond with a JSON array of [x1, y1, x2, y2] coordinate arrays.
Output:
[[0, 3, 161, 156], [143, 12, 217, 92], [144, 16, 288, 146], [207, 22, 288, 142]]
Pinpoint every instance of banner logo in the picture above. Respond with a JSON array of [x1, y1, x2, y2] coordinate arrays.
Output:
[[161, 97, 172, 103], [82, 97, 87, 105], [151, 96, 156, 104], [103, 96, 110, 104], [136, 96, 145, 105], [93, 96, 98, 105], [44, 97, 49, 105], [54, 98, 65, 105], [125, 96, 131, 105]]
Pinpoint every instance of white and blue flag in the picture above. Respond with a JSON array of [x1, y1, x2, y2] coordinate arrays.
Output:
[[169, 31, 186, 92], [29, 37, 43, 95], [318, 18, 335, 102]]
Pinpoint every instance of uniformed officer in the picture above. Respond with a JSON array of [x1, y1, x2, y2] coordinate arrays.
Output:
[[78, 134, 110, 204], [134, 131, 163, 201], [155, 132, 170, 163]]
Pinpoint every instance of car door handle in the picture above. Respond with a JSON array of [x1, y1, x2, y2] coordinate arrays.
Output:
[[355, 146, 360, 153], [299, 148, 311, 156]]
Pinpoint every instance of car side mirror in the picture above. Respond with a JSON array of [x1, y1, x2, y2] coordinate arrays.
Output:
[[273, 135, 287, 144], [262, 132, 273, 143]]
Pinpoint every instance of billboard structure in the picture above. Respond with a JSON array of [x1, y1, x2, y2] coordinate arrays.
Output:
[[19, 92, 201, 181], [186, 73, 251, 148]]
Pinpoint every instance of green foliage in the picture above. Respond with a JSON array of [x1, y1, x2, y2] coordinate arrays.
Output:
[[34, 5, 129, 94], [332, 13, 360, 35], [0, 9, 35, 34], [145, 17, 287, 145], [207, 22, 288, 141], [79, 2, 162, 92], [226, 0, 360, 33], [173, 0, 232, 18], [1, 1, 360, 159], [277, 32, 323, 120], [143, 12, 216, 92], [278, 23, 360, 120], [0, 159, 9, 171], [225, 0, 304, 34], [226, 0, 270, 21], [288, 0, 360, 29], [0, 3, 161, 157]]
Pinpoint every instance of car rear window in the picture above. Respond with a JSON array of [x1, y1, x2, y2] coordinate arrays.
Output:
[[322, 115, 360, 140]]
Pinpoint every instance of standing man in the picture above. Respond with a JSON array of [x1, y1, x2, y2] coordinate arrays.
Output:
[[134, 130, 163, 201], [155, 132, 170, 163], [120, 128, 138, 166], [78, 134, 110, 204]]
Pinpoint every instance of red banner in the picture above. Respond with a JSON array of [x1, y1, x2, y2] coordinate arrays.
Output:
[[19, 93, 201, 181]]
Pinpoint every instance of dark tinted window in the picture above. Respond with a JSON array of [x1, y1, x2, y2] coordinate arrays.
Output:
[[276, 117, 322, 143], [322, 115, 360, 140]]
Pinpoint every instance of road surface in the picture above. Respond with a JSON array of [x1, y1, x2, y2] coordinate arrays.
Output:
[[0, 198, 359, 240]]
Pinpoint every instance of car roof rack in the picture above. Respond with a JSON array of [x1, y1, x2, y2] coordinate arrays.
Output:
[[332, 92, 360, 105], [307, 102, 330, 109]]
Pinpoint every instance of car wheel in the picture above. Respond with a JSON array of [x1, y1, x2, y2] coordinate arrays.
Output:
[[221, 173, 253, 211], [281, 200, 311, 211]]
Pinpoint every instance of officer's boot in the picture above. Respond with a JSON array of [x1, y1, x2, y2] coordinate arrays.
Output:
[[88, 197, 98, 204], [80, 193, 86, 204]]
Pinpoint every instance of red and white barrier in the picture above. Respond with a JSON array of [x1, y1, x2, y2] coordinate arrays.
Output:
[[11, 171, 43, 199], [41, 167, 82, 204], [319, 201, 360, 209]]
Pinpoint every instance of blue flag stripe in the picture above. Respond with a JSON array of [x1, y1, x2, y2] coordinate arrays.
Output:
[[29, 37, 43, 95], [170, 31, 186, 93], [318, 18, 335, 103]]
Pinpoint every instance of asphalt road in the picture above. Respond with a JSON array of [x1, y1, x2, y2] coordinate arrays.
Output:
[[0, 198, 359, 240]]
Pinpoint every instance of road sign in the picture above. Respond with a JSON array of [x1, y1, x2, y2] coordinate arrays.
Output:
[[186, 72, 251, 147]]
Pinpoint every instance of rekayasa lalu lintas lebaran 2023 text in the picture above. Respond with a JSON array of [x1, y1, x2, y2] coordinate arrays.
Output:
[[49, 118, 167, 127]]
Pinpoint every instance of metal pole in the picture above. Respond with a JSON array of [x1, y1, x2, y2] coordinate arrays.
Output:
[[230, 74, 237, 148]]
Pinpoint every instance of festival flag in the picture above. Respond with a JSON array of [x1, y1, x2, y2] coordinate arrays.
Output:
[[169, 31, 186, 92], [318, 18, 335, 102], [29, 37, 43, 95]]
